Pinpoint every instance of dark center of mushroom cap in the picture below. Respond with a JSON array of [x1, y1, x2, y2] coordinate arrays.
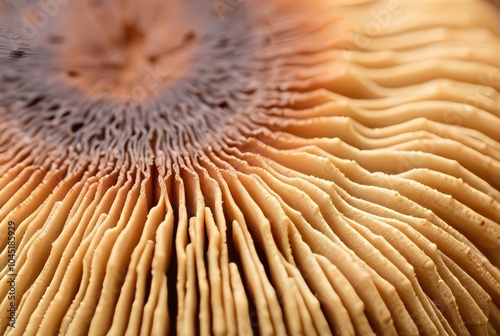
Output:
[[60, 1, 198, 101], [0, 0, 275, 163]]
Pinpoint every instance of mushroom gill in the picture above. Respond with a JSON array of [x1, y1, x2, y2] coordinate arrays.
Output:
[[0, 0, 499, 335]]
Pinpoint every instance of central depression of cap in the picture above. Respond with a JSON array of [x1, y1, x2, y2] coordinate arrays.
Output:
[[0, 0, 273, 163]]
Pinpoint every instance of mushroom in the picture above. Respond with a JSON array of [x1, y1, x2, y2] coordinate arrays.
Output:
[[0, 0, 499, 335]]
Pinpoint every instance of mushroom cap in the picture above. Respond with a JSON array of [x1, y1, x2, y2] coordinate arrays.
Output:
[[0, 0, 500, 335]]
